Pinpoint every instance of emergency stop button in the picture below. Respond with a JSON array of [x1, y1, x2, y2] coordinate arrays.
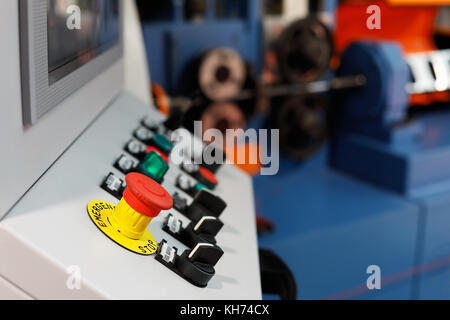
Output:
[[87, 173, 173, 255], [111, 173, 173, 239]]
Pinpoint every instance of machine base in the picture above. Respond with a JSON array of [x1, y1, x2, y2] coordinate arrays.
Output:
[[330, 111, 450, 198]]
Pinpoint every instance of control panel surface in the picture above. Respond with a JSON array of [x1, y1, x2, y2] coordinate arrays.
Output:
[[0, 93, 261, 299]]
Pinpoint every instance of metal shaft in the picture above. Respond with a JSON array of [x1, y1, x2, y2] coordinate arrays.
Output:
[[235, 74, 367, 101]]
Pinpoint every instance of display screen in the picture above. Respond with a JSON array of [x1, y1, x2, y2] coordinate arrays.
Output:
[[47, 0, 120, 84]]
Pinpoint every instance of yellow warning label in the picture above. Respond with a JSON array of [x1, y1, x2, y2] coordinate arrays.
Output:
[[87, 200, 158, 255]]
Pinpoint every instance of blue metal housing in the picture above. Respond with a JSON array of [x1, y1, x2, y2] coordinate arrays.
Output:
[[256, 143, 450, 299], [141, 0, 263, 95], [331, 42, 450, 198], [256, 150, 421, 299]]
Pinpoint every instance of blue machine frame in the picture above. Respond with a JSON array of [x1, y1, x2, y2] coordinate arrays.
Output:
[[256, 42, 450, 300], [141, 0, 263, 96]]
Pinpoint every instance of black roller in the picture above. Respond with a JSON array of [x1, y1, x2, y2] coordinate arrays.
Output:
[[271, 95, 328, 160], [276, 16, 333, 83]]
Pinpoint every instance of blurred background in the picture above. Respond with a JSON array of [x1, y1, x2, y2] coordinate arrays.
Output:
[[134, 0, 450, 299]]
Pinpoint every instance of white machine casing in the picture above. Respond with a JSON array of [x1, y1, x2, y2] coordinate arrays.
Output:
[[0, 0, 261, 299]]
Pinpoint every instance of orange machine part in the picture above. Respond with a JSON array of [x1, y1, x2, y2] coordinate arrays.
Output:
[[334, 0, 450, 106], [225, 142, 262, 176], [388, 0, 450, 5], [151, 83, 170, 116], [334, 0, 438, 55]]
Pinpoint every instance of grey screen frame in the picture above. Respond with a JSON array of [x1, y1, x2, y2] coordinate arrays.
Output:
[[20, 0, 123, 126]]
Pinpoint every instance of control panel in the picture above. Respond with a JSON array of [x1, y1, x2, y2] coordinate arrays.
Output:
[[0, 93, 261, 299]]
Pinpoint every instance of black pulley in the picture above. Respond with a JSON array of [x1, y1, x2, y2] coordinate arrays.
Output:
[[276, 16, 333, 83], [271, 95, 328, 160]]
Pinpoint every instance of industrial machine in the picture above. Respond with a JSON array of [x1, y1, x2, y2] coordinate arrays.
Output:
[[138, 0, 263, 98], [134, 0, 450, 300], [256, 0, 450, 300], [7, 0, 450, 301], [0, 0, 260, 299]]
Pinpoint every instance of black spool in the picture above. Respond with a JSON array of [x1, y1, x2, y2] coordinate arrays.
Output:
[[270, 94, 328, 160], [276, 16, 333, 83]]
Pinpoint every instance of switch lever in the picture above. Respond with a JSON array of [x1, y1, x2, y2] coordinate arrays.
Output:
[[155, 240, 224, 288], [162, 214, 223, 247], [187, 243, 223, 267], [194, 216, 223, 236], [184, 189, 227, 222]]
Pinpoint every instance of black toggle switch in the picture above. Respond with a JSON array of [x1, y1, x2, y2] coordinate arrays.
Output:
[[162, 214, 223, 247], [124, 139, 148, 160], [181, 162, 200, 175], [180, 143, 225, 175], [178, 243, 223, 287], [141, 116, 173, 138], [134, 126, 154, 145], [141, 116, 161, 131], [185, 243, 223, 267], [134, 126, 173, 156], [100, 172, 125, 200], [173, 192, 188, 213], [193, 216, 224, 237], [176, 174, 195, 194], [155, 240, 224, 288], [185, 189, 227, 222], [114, 154, 138, 174]]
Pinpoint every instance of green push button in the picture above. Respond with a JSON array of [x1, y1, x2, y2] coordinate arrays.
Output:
[[195, 183, 211, 192], [151, 133, 173, 155], [139, 151, 169, 183]]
